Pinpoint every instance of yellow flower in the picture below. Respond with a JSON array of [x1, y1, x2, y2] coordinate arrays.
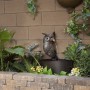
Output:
[[36, 66, 43, 73], [31, 66, 35, 71]]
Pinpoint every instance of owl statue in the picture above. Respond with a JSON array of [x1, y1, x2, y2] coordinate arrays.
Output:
[[42, 32, 58, 60]]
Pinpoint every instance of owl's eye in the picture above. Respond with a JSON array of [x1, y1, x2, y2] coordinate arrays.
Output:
[[46, 37, 49, 40]]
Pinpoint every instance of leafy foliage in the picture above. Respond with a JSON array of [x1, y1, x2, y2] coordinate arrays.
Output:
[[12, 58, 53, 75], [0, 28, 26, 71], [64, 42, 90, 76], [0, 28, 14, 71], [83, 0, 90, 15], [65, 0, 90, 40], [59, 71, 67, 76], [42, 66, 53, 75], [76, 48, 90, 76], [9, 43, 42, 72], [27, 0, 37, 19], [64, 42, 84, 62], [64, 0, 90, 77], [5, 46, 25, 57], [65, 13, 88, 40]]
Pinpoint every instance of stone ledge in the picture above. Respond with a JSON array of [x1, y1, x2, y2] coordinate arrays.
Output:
[[0, 72, 89, 90]]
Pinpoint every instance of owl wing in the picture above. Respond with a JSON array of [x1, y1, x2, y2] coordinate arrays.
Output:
[[43, 43, 57, 57]]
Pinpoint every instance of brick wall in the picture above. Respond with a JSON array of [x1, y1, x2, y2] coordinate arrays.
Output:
[[0, 0, 90, 58], [0, 72, 90, 90]]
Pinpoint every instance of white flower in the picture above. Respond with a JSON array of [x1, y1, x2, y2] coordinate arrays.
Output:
[[69, 67, 80, 76]]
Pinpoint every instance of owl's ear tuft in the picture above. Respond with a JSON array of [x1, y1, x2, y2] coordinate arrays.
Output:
[[42, 33, 47, 36], [53, 32, 56, 35], [51, 32, 56, 38], [53, 32, 55, 36]]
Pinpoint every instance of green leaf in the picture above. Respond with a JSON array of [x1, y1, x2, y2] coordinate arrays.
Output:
[[11, 62, 26, 72], [59, 71, 67, 76], [0, 30, 12, 42], [23, 58, 32, 72], [5, 46, 25, 57], [42, 66, 48, 74], [47, 68, 53, 75], [27, 0, 37, 15]]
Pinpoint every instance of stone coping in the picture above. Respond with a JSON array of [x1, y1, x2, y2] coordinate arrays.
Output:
[[0, 71, 89, 86]]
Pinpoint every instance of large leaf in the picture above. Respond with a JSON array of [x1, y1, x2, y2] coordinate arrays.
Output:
[[59, 71, 67, 76], [23, 58, 32, 72], [0, 30, 12, 42], [47, 68, 53, 75], [5, 46, 25, 57], [11, 62, 26, 72], [42, 66, 53, 75], [42, 66, 48, 74]]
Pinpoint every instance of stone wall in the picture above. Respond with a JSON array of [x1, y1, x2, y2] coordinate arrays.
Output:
[[0, 0, 90, 58], [0, 72, 89, 90]]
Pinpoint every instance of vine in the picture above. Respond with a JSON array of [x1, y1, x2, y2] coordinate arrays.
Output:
[[65, 0, 90, 41], [27, 0, 37, 19]]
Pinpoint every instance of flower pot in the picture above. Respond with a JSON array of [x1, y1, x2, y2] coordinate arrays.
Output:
[[57, 0, 83, 13], [39, 59, 74, 74]]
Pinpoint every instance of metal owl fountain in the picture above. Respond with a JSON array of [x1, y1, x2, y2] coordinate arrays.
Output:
[[42, 32, 58, 60]]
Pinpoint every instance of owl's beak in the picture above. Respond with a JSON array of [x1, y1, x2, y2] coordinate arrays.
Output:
[[52, 38, 55, 42]]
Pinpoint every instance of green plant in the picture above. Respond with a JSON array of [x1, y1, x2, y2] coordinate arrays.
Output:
[[83, 0, 90, 16], [65, 0, 90, 41], [64, 42, 85, 62], [42, 66, 53, 75], [0, 28, 14, 71], [10, 43, 42, 72], [64, 0, 90, 77], [27, 0, 37, 19], [30, 66, 53, 75], [0, 28, 25, 71], [59, 71, 67, 76], [64, 42, 90, 76], [65, 12, 88, 40], [12, 57, 53, 75], [76, 47, 90, 76]]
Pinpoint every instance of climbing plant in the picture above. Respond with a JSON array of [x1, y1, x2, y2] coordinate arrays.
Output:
[[65, 0, 90, 41], [27, 0, 37, 19]]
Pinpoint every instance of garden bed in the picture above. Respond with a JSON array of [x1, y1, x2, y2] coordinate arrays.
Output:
[[0, 72, 90, 90]]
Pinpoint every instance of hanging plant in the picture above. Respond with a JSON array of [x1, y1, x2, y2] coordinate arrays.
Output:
[[65, 0, 90, 41], [57, 0, 83, 13], [65, 12, 88, 40], [27, 0, 37, 19]]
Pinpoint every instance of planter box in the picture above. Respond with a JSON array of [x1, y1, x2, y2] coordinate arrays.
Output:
[[39, 59, 73, 74]]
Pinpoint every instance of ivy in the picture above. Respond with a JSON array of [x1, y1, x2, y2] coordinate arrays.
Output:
[[65, 0, 90, 41], [27, 0, 37, 19]]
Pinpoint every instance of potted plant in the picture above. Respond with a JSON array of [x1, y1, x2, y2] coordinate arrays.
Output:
[[39, 32, 73, 74], [65, 0, 90, 41], [40, 59, 73, 74], [57, 0, 82, 13]]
